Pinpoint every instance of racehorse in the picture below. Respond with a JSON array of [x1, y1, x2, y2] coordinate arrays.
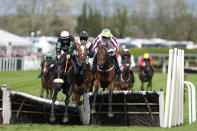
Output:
[[50, 54, 76, 123], [138, 59, 154, 91], [116, 54, 134, 90], [72, 41, 93, 107], [91, 46, 116, 117], [40, 59, 55, 98]]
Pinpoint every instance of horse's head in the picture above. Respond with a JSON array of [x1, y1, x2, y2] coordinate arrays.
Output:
[[43, 58, 51, 75], [97, 46, 108, 69], [123, 54, 131, 71], [76, 42, 87, 63], [143, 59, 152, 74]]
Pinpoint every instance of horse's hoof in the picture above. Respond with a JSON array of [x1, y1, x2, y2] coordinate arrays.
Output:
[[108, 112, 114, 117], [50, 114, 56, 122], [62, 117, 69, 123], [91, 109, 96, 114]]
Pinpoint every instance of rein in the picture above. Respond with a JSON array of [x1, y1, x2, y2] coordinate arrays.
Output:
[[97, 65, 114, 72], [64, 58, 68, 72], [121, 73, 130, 82]]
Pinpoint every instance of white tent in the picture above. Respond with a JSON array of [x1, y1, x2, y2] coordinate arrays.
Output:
[[34, 36, 55, 54], [0, 29, 32, 56], [0, 29, 32, 46]]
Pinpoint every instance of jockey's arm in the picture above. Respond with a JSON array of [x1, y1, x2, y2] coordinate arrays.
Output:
[[140, 57, 144, 67], [92, 35, 101, 53], [88, 44, 94, 58], [56, 41, 61, 57], [150, 57, 153, 65], [110, 34, 119, 51]]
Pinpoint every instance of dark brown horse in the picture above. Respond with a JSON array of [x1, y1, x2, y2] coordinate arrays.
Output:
[[116, 54, 134, 90], [138, 59, 154, 91], [40, 59, 54, 98], [91, 46, 116, 117], [50, 54, 76, 123], [72, 41, 93, 106]]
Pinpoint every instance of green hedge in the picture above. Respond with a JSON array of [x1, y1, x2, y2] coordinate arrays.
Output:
[[118, 48, 197, 57]]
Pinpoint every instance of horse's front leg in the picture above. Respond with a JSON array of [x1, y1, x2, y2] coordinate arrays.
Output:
[[50, 83, 60, 122], [46, 87, 49, 98], [149, 80, 152, 91], [91, 80, 99, 114], [108, 82, 114, 117], [50, 85, 54, 99], [141, 81, 144, 91], [62, 83, 73, 123], [40, 85, 44, 98]]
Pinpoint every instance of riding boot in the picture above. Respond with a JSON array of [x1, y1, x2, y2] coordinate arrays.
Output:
[[112, 55, 121, 78], [130, 70, 136, 82], [92, 56, 97, 73], [38, 70, 43, 78], [71, 55, 78, 74]]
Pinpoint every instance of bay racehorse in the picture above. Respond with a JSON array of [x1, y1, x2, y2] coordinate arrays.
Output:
[[72, 41, 93, 107], [91, 46, 116, 117], [116, 54, 134, 90], [138, 59, 154, 91], [50, 54, 76, 123], [40, 59, 55, 98]]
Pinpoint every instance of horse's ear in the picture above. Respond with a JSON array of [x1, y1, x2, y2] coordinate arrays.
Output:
[[76, 41, 80, 47]]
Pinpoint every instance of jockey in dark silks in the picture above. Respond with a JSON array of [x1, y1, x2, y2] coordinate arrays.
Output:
[[119, 48, 136, 82], [56, 31, 77, 72], [139, 53, 153, 72], [38, 51, 55, 78], [92, 28, 121, 79], [75, 31, 94, 74]]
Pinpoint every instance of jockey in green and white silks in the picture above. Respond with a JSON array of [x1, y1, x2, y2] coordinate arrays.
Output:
[[38, 51, 55, 78], [56, 31, 76, 58]]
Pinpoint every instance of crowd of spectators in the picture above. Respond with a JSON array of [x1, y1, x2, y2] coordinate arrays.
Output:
[[0, 49, 46, 57]]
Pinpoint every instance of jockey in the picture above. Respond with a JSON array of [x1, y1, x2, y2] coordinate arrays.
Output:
[[38, 51, 55, 78], [75, 31, 94, 74], [119, 48, 136, 82], [56, 30, 77, 69], [92, 28, 121, 77], [140, 53, 153, 67], [78, 31, 94, 58], [140, 53, 153, 72]]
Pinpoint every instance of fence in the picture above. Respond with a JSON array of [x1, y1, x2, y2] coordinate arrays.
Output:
[[0, 56, 41, 71]]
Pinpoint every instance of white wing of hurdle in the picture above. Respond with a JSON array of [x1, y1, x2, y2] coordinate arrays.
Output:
[[184, 81, 196, 124], [163, 48, 196, 128]]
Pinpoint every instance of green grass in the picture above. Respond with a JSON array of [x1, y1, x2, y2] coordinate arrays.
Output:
[[0, 70, 197, 130]]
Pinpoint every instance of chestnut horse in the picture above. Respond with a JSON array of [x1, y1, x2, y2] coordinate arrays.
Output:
[[138, 59, 154, 91], [40, 59, 55, 98], [50, 54, 76, 123], [72, 41, 93, 107], [91, 46, 115, 117], [116, 54, 134, 90]]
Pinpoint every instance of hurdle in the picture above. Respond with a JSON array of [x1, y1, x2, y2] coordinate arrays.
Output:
[[0, 85, 88, 125]]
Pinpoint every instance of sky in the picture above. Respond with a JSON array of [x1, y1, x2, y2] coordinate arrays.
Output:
[[0, 0, 197, 16]]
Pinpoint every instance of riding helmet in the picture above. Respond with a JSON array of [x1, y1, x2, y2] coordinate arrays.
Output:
[[144, 53, 149, 59], [101, 28, 111, 38], [60, 31, 70, 40], [80, 31, 88, 39]]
